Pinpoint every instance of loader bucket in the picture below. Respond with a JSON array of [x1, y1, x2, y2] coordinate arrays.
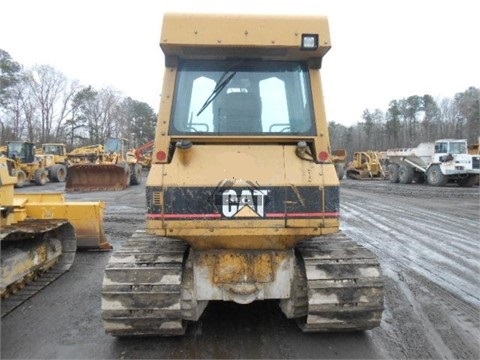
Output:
[[18, 193, 112, 250], [66, 164, 130, 192]]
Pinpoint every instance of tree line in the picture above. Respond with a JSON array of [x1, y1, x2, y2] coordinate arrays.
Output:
[[0, 49, 156, 151], [329, 87, 479, 158], [1, 49, 478, 156]]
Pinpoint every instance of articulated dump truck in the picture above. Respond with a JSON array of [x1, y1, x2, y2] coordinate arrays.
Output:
[[386, 139, 480, 186], [101, 13, 384, 336], [1, 157, 110, 317]]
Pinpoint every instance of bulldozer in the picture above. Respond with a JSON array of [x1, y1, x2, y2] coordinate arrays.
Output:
[[101, 13, 384, 336], [1, 156, 111, 317], [36, 143, 68, 182], [66, 138, 143, 191], [5, 141, 49, 187], [346, 151, 386, 180]]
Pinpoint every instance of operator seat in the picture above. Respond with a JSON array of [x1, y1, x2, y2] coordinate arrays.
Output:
[[213, 92, 262, 133]]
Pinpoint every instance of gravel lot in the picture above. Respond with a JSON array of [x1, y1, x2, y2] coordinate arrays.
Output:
[[2, 176, 479, 359]]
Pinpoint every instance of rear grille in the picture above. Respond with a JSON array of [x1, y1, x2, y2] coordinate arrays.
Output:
[[473, 156, 480, 169], [153, 191, 162, 205]]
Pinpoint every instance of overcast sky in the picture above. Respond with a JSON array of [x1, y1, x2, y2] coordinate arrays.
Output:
[[1, 0, 478, 126]]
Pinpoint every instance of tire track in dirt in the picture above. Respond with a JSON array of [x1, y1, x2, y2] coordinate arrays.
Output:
[[339, 183, 479, 359], [340, 190, 479, 308]]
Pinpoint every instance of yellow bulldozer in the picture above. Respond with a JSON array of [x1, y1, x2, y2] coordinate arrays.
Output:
[[0, 156, 111, 316], [100, 13, 384, 336], [66, 138, 142, 191], [346, 151, 386, 180]]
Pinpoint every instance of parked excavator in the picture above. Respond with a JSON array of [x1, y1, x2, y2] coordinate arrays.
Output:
[[66, 138, 142, 191], [134, 140, 154, 169], [101, 13, 384, 336], [346, 151, 386, 180], [1, 156, 110, 317]]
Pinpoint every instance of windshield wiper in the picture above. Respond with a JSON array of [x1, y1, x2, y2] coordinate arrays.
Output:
[[196, 59, 244, 117]]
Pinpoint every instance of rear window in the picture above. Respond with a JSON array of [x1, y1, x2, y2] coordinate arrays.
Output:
[[170, 60, 316, 136]]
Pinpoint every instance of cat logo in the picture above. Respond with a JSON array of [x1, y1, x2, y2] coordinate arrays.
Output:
[[221, 189, 269, 218]]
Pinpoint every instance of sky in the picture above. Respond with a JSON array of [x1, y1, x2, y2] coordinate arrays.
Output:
[[1, 0, 478, 126]]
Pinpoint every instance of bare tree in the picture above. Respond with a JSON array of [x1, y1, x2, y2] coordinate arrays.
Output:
[[24, 65, 75, 143], [454, 87, 480, 144], [2, 78, 27, 140], [97, 87, 123, 140]]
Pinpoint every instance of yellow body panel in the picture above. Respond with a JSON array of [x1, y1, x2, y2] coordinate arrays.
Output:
[[13, 193, 109, 249], [145, 13, 339, 250], [146, 144, 339, 250], [161, 13, 330, 65]]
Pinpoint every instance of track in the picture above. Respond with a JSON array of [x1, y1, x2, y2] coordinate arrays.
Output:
[[1, 220, 76, 317], [103, 229, 384, 335], [294, 232, 384, 331], [101, 230, 188, 336]]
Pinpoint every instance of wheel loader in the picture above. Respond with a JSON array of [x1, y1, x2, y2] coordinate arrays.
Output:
[[6, 141, 49, 187], [66, 137, 142, 191], [101, 13, 384, 336], [0, 157, 111, 317], [36, 143, 68, 182]]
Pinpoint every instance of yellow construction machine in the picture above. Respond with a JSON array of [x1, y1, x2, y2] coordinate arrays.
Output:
[[331, 149, 347, 180], [346, 151, 386, 180], [468, 137, 479, 155], [66, 138, 142, 191], [1, 157, 110, 317], [134, 140, 154, 169], [67, 144, 105, 163], [101, 13, 384, 336], [5, 141, 49, 187], [36, 143, 69, 182]]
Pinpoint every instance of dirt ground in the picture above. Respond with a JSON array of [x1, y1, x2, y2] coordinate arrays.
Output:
[[1, 175, 479, 359]]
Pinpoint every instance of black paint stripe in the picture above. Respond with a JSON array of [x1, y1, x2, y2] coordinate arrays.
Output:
[[147, 185, 339, 219]]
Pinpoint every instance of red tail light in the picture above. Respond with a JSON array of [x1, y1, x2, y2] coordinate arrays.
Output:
[[156, 150, 167, 162], [318, 151, 329, 162]]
